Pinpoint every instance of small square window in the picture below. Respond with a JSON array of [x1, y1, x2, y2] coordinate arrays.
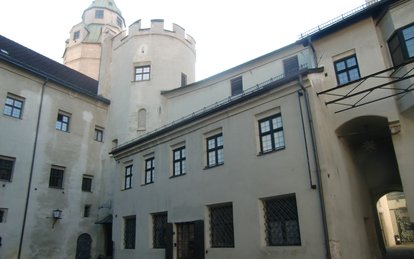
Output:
[[82, 176, 92, 192], [334, 55, 360, 85], [230, 76, 243, 96], [95, 10, 104, 19], [56, 111, 70, 132], [206, 134, 224, 168], [134, 65, 151, 81], [0, 156, 15, 182], [258, 114, 285, 154], [152, 212, 168, 248], [49, 166, 64, 189], [124, 165, 133, 189], [3, 94, 24, 119], [172, 147, 186, 177], [94, 127, 104, 142], [83, 205, 91, 217], [209, 203, 234, 248], [73, 30, 80, 40], [124, 216, 136, 249], [145, 157, 155, 184]]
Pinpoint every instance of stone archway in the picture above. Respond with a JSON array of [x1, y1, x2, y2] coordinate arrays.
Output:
[[75, 233, 92, 259]]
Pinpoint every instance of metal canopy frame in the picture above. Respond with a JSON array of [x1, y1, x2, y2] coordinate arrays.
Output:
[[317, 59, 414, 113]]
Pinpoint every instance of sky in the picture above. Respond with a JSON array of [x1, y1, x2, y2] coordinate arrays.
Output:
[[1, 0, 366, 80]]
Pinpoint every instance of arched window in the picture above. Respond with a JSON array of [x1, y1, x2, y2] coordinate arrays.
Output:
[[138, 109, 147, 130]]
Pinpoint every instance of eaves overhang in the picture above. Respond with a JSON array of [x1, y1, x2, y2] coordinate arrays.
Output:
[[111, 69, 310, 156]]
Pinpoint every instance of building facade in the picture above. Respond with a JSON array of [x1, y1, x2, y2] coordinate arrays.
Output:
[[1, 0, 413, 258]]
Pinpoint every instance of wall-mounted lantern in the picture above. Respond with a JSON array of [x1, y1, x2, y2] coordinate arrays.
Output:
[[52, 209, 62, 228]]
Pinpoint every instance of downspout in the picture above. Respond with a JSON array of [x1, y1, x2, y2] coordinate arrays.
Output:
[[18, 78, 47, 259], [298, 75, 331, 259]]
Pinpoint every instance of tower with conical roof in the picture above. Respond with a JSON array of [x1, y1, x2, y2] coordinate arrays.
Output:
[[63, 0, 125, 80]]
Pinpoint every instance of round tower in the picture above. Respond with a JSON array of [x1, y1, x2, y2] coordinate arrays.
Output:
[[63, 0, 125, 80]]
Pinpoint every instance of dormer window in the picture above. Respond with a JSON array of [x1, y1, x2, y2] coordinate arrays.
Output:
[[73, 31, 80, 41], [95, 10, 104, 19]]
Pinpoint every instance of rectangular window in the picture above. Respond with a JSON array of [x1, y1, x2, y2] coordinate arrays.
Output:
[[145, 158, 154, 184], [124, 216, 136, 249], [173, 146, 186, 176], [73, 30, 80, 40], [153, 212, 168, 248], [135, 65, 151, 81], [83, 205, 91, 217], [3, 94, 24, 119], [206, 134, 224, 167], [49, 166, 64, 189], [117, 16, 123, 27], [0, 156, 15, 181], [82, 176, 92, 192], [0, 209, 7, 223], [283, 55, 299, 76], [124, 165, 133, 189], [230, 76, 243, 96], [181, 73, 187, 87], [259, 114, 285, 154], [388, 23, 414, 66], [209, 203, 234, 248], [55, 111, 70, 132], [263, 194, 301, 246], [95, 9, 104, 19], [94, 127, 104, 142], [334, 55, 360, 85]]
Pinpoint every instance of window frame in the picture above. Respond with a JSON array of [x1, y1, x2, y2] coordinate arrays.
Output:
[[181, 73, 187, 87], [258, 113, 285, 154], [124, 165, 133, 190], [152, 212, 168, 249], [283, 55, 299, 77], [95, 9, 104, 19], [172, 146, 186, 177], [144, 157, 155, 184], [134, 65, 151, 81], [73, 30, 80, 40], [49, 166, 65, 189], [206, 133, 224, 168], [55, 111, 71, 132], [209, 203, 234, 248], [333, 54, 361, 85], [82, 175, 93, 192], [0, 156, 15, 182], [3, 94, 24, 119], [230, 76, 243, 96], [83, 205, 91, 218], [94, 127, 104, 142], [124, 216, 136, 249], [0, 209, 7, 223], [388, 23, 414, 66]]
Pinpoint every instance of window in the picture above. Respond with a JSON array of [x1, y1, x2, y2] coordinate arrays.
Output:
[[49, 166, 64, 189], [388, 24, 414, 66], [209, 203, 234, 248], [0, 156, 15, 181], [83, 205, 91, 217], [263, 194, 301, 246], [334, 55, 360, 85], [124, 165, 133, 189], [124, 216, 136, 249], [73, 30, 80, 40], [230, 76, 243, 96], [134, 65, 151, 81], [117, 16, 123, 27], [0, 209, 7, 223], [82, 176, 92, 192], [172, 146, 186, 176], [258, 114, 285, 154], [138, 109, 146, 130], [181, 73, 187, 87], [95, 9, 104, 19], [145, 158, 154, 184], [94, 127, 104, 142], [55, 111, 70, 132], [283, 55, 299, 76], [206, 134, 224, 167], [3, 94, 24, 119], [153, 212, 168, 248]]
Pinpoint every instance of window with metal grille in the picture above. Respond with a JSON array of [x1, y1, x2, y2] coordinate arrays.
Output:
[[152, 212, 167, 248], [209, 203, 234, 247], [95, 9, 104, 19], [135, 65, 151, 81], [0, 156, 15, 181], [230, 76, 243, 96], [82, 176, 92, 192], [49, 166, 64, 189], [55, 111, 70, 132], [334, 55, 360, 85], [124, 216, 136, 249], [94, 127, 104, 142], [145, 158, 154, 184], [124, 165, 133, 189], [206, 134, 224, 167], [4, 94, 24, 119], [388, 23, 414, 66], [283, 55, 299, 76], [173, 146, 186, 176], [263, 195, 301, 246], [259, 114, 285, 154]]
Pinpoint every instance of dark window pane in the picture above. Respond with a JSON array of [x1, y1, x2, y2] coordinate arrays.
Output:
[[124, 217, 136, 249], [0, 158, 14, 181], [210, 204, 234, 247], [153, 213, 168, 248], [49, 168, 64, 188]]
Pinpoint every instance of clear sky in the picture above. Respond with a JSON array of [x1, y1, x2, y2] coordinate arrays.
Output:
[[1, 0, 365, 80]]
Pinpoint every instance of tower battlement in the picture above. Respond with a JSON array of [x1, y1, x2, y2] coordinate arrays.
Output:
[[113, 19, 196, 51]]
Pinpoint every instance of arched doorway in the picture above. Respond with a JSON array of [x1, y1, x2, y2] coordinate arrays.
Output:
[[76, 233, 92, 259]]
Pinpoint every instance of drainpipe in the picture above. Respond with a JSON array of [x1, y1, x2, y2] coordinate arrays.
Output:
[[298, 75, 331, 259], [18, 78, 47, 259]]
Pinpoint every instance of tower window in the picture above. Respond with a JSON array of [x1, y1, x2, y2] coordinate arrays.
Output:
[[134, 65, 151, 81], [73, 31, 80, 41], [117, 16, 123, 27], [181, 73, 187, 87], [95, 10, 104, 19]]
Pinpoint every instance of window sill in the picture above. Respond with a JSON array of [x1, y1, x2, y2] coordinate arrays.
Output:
[[56, 129, 70, 133], [141, 182, 154, 186], [121, 187, 132, 191], [170, 173, 186, 179], [257, 147, 285, 156], [204, 163, 224, 170]]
